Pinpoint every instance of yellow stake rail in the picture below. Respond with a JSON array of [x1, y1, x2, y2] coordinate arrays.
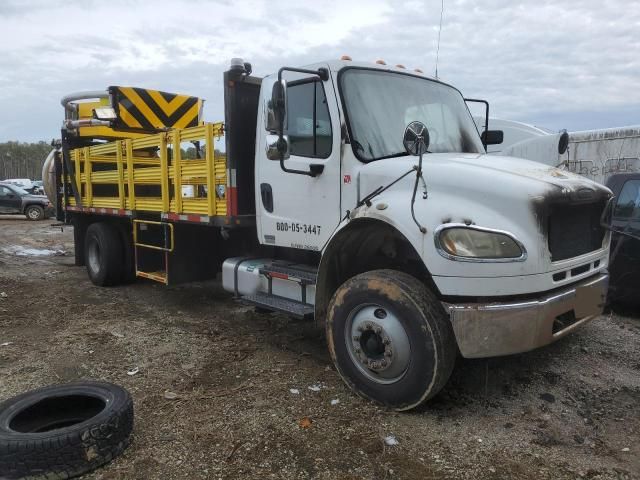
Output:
[[66, 123, 226, 217]]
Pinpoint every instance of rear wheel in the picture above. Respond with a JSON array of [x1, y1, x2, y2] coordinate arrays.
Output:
[[25, 205, 44, 221], [326, 269, 457, 411], [85, 222, 124, 286]]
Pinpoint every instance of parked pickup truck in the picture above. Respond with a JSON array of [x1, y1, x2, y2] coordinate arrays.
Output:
[[0, 182, 54, 220], [47, 58, 612, 410], [606, 173, 640, 305]]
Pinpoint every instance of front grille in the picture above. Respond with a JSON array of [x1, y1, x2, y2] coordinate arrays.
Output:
[[548, 202, 606, 261]]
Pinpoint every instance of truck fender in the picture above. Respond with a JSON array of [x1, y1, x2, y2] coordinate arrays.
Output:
[[315, 214, 434, 328]]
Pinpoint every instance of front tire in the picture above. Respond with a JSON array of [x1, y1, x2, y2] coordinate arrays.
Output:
[[85, 222, 124, 286], [326, 269, 456, 411], [25, 205, 44, 221]]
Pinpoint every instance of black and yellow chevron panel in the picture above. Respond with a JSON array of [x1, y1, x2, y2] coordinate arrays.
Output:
[[109, 86, 203, 131]]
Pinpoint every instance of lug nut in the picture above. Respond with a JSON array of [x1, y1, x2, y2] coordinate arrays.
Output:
[[375, 327, 382, 334]]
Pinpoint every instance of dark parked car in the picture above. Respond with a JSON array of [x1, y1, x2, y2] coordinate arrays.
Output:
[[606, 173, 640, 305], [0, 182, 54, 220]]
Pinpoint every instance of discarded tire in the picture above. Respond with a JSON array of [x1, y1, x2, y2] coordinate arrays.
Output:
[[0, 381, 133, 480]]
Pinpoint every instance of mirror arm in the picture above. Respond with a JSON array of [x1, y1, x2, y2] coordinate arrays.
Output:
[[275, 66, 329, 177], [277, 67, 329, 83], [279, 158, 320, 177], [464, 98, 489, 152]]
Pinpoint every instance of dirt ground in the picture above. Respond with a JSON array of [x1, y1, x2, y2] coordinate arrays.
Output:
[[0, 216, 638, 480]]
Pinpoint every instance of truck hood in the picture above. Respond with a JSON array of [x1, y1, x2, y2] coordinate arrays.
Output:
[[360, 152, 609, 196], [354, 152, 611, 279]]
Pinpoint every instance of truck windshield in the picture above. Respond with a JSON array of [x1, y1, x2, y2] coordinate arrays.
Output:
[[340, 69, 484, 161]]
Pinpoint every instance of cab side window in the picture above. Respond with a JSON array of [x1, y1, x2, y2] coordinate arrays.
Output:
[[286, 80, 332, 158], [614, 179, 640, 220], [0, 186, 12, 197]]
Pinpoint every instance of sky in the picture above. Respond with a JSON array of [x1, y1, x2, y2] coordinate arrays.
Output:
[[0, 0, 638, 142]]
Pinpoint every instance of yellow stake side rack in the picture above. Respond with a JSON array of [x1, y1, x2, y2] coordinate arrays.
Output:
[[65, 122, 227, 219]]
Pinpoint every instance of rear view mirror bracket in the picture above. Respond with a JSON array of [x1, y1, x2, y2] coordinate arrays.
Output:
[[269, 66, 330, 177], [464, 98, 491, 151]]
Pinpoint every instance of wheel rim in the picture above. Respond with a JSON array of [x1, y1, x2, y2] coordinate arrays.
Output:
[[344, 304, 411, 384], [27, 208, 40, 219], [88, 240, 101, 274]]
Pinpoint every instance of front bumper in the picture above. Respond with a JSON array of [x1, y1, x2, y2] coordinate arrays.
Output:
[[442, 272, 608, 358]]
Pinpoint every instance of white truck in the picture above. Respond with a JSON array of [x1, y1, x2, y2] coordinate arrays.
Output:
[[48, 58, 612, 410]]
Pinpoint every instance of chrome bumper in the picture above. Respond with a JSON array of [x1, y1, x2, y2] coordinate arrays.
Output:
[[443, 273, 608, 358]]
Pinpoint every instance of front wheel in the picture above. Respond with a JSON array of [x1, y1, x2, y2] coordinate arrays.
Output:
[[24, 205, 44, 221], [326, 270, 457, 411]]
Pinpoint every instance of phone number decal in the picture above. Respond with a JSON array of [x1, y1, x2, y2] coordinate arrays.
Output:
[[276, 222, 322, 235]]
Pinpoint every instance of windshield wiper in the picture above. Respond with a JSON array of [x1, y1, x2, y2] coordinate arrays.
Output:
[[356, 167, 416, 208]]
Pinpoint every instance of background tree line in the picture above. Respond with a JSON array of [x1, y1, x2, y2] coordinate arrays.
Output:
[[0, 141, 52, 181]]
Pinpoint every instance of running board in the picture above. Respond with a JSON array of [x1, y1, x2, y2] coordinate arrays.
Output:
[[259, 262, 318, 284], [241, 292, 315, 319]]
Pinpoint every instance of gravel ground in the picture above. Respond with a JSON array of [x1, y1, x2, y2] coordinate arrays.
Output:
[[0, 216, 639, 480]]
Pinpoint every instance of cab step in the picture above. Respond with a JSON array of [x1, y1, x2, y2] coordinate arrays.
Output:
[[259, 262, 318, 284], [241, 292, 315, 319]]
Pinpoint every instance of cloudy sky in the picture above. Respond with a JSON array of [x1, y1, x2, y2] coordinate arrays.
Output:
[[0, 0, 638, 142]]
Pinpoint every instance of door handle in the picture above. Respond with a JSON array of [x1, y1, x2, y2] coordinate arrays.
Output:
[[260, 183, 273, 213]]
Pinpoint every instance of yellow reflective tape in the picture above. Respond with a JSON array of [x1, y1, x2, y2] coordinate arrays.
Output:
[[117, 103, 143, 129], [147, 90, 188, 116], [171, 101, 200, 129], [119, 87, 163, 128]]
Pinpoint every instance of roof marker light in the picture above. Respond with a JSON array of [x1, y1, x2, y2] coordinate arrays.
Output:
[[396, 64, 406, 69], [340, 55, 352, 61], [375, 59, 386, 65], [414, 68, 424, 73]]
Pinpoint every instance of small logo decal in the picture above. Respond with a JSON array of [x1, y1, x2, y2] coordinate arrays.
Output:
[[343, 174, 351, 184]]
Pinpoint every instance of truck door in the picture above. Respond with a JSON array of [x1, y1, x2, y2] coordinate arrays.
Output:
[[610, 177, 640, 289], [0, 185, 22, 213], [256, 70, 341, 252]]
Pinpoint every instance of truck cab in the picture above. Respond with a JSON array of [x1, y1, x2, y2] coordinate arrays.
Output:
[[52, 58, 611, 410], [221, 58, 612, 408]]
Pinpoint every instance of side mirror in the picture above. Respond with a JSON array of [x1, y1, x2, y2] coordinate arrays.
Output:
[[558, 130, 569, 154], [266, 134, 290, 161], [265, 79, 287, 133], [403, 121, 430, 155], [482, 129, 504, 146]]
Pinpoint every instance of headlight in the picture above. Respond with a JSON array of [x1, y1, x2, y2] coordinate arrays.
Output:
[[436, 226, 525, 261]]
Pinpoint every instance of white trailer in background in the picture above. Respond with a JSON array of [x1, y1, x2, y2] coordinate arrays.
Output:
[[479, 118, 640, 186]]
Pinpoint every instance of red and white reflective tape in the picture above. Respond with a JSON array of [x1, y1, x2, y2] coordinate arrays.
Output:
[[161, 213, 210, 223], [66, 206, 131, 216]]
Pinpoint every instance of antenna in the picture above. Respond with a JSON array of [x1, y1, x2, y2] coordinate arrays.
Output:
[[435, 0, 444, 78]]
